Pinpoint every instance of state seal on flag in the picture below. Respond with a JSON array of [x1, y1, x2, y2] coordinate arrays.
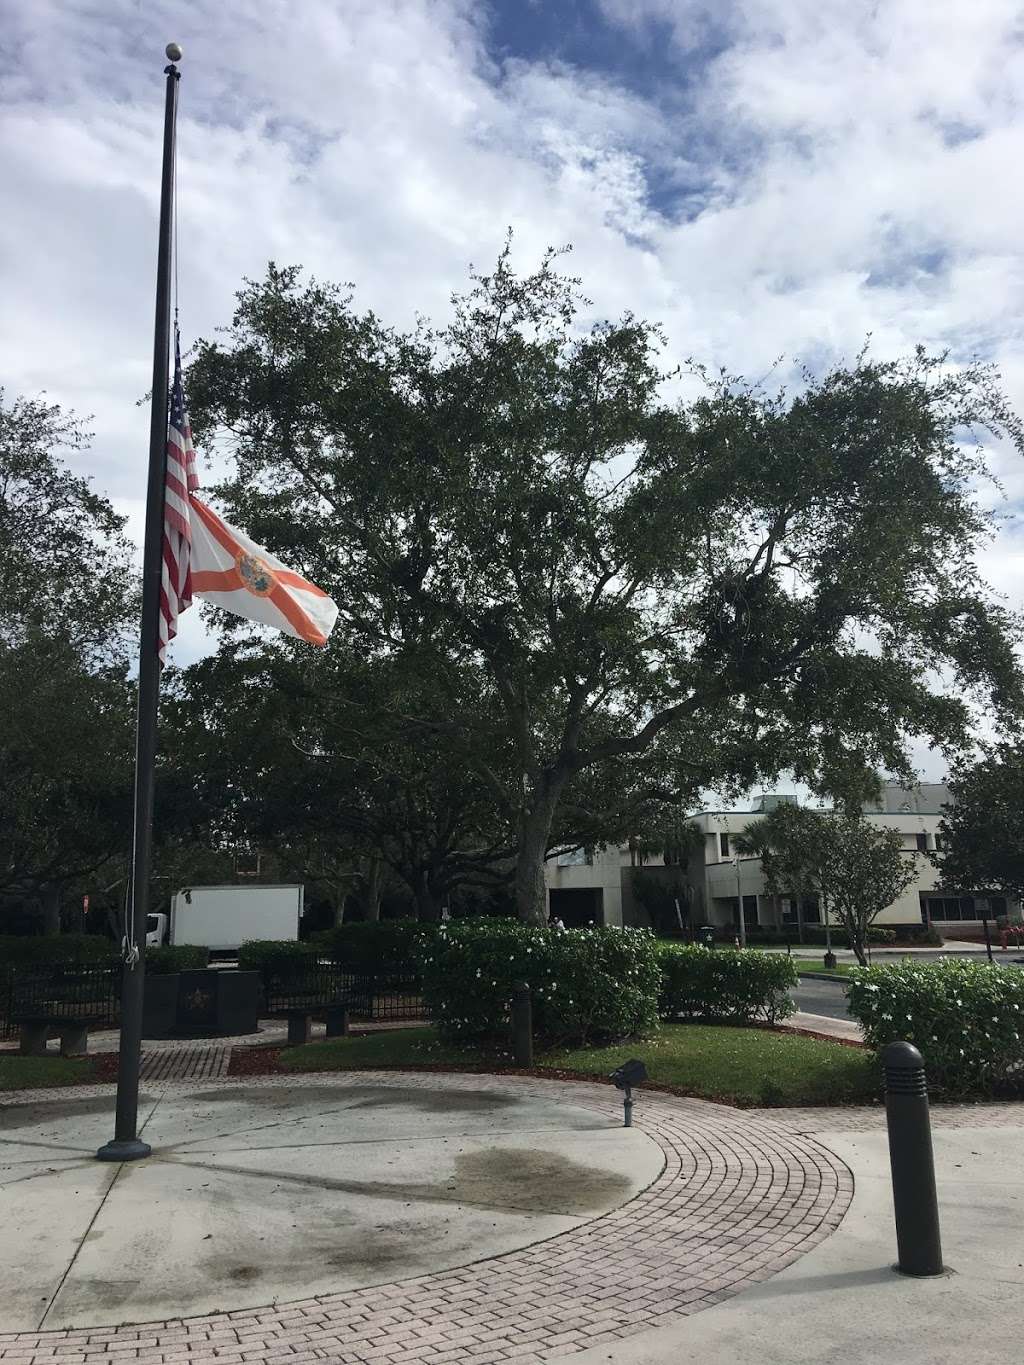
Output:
[[236, 551, 277, 597]]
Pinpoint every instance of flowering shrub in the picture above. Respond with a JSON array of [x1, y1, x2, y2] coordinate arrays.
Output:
[[419, 920, 661, 1046], [847, 958, 1024, 1097], [657, 945, 798, 1025]]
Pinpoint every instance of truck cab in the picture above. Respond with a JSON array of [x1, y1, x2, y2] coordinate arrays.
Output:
[[146, 913, 168, 947]]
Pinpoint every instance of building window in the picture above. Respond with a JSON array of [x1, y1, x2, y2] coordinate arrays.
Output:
[[923, 896, 976, 922], [915, 833, 928, 852], [719, 832, 730, 858], [780, 897, 820, 924], [556, 847, 593, 867]]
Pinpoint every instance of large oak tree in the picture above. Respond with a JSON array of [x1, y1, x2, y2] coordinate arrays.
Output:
[[186, 248, 1024, 924]]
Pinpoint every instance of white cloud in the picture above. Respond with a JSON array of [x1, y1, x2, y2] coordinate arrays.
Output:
[[4, 0, 1024, 783]]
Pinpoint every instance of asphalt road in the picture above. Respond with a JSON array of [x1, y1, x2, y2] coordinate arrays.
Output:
[[791, 977, 851, 1020], [791, 954, 1024, 1021]]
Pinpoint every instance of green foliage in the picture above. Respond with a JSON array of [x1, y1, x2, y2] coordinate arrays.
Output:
[[657, 944, 798, 1024], [817, 814, 917, 965], [312, 919, 436, 973], [145, 944, 209, 975], [237, 939, 315, 973], [420, 920, 661, 1046], [933, 744, 1024, 901], [736, 806, 916, 965], [0, 1055, 98, 1091], [0, 934, 114, 967], [847, 958, 1024, 1097], [741, 926, 903, 946], [0, 393, 138, 917]]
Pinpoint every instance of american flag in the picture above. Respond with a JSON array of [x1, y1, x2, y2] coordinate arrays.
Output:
[[158, 326, 198, 664]]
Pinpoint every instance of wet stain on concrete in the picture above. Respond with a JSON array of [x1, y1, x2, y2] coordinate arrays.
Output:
[[227, 1266, 259, 1284], [166, 1145, 632, 1217], [187, 1085, 520, 1114]]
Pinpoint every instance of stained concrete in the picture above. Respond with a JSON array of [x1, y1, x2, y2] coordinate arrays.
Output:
[[0, 1082, 662, 1332]]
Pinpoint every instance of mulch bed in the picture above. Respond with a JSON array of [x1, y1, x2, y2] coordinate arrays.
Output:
[[92, 1052, 122, 1082]]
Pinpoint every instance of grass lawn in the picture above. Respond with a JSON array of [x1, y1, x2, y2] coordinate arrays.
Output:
[[0, 1054, 98, 1091], [795, 962, 859, 980], [280, 1023, 879, 1107]]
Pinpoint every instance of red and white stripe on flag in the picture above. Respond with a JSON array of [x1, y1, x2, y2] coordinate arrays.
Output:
[[158, 328, 199, 664]]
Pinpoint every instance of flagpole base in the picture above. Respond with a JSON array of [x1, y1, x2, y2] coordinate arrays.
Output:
[[96, 1138, 152, 1163]]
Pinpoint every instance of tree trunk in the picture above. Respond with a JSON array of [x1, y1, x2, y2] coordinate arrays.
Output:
[[362, 858, 384, 924], [850, 916, 869, 967], [514, 778, 564, 926], [412, 871, 441, 923], [40, 882, 61, 935]]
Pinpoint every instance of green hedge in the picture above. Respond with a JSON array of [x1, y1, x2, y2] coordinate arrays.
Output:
[[238, 940, 315, 973], [420, 921, 661, 1046], [658, 945, 798, 1024], [0, 934, 115, 968], [847, 959, 1024, 1098], [312, 919, 436, 973], [145, 944, 209, 974]]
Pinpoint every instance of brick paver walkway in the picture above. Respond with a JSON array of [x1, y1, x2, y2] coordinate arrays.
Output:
[[0, 1071, 853, 1365], [138, 1045, 230, 1082]]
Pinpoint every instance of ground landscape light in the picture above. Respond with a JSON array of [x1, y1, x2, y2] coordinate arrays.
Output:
[[610, 1058, 648, 1127]]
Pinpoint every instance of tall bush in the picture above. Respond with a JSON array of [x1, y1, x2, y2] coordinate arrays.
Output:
[[312, 919, 435, 973], [420, 921, 660, 1046], [847, 958, 1024, 1097], [0, 934, 115, 968], [145, 944, 209, 975], [238, 940, 315, 974], [658, 945, 798, 1024]]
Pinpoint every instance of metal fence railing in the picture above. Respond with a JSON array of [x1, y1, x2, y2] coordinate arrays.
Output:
[[7, 963, 121, 1028], [0, 960, 425, 1042], [260, 963, 423, 1022]]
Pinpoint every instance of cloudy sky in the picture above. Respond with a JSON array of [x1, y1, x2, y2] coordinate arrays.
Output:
[[4, 0, 1024, 780]]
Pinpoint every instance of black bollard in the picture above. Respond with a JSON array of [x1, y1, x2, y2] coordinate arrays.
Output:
[[511, 981, 533, 1067], [882, 1041, 944, 1276]]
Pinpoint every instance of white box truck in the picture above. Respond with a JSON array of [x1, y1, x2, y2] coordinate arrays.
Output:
[[146, 884, 304, 953]]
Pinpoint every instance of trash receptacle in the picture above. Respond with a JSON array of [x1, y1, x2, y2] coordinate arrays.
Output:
[[698, 926, 715, 949]]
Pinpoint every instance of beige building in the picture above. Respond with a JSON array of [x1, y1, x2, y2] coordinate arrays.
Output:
[[543, 783, 1019, 933]]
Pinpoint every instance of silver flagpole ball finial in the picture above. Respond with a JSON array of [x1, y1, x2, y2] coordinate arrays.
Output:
[[166, 42, 183, 62]]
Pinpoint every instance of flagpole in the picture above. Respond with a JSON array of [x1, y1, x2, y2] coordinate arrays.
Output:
[[97, 43, 182, 1163]]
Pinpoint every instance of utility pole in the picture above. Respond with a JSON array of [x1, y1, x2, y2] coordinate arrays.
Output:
[[732, 854, 747, 949]]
